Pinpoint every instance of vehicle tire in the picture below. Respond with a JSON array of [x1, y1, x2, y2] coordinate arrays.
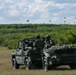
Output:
[[12, 58, 19, 69], [42, 58, 48, 71], [70, 65, 76, 69], [25, 59, 30, 70]]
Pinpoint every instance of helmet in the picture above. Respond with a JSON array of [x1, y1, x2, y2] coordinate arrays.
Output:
[[35, 34, 40, 39], [26, 40, 29, 44], [45, 35, 50, 40]]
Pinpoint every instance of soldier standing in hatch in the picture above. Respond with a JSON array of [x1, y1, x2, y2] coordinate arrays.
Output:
[[44, 35, 55, 49]]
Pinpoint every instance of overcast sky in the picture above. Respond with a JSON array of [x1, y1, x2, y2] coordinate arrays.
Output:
[[0, 0, 76, 24]]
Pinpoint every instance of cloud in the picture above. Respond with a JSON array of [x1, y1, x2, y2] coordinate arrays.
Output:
[[0, 0, 76, 24], [50, 0, 76, 3], [0, 16, 4, 20], [0, 6, 3, 10], [4, 0, 14, 3], [8, 9, 20, 16]]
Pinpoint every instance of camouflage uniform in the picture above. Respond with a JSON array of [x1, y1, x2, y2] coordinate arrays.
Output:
[[33, 35, 42, 52], [28, 40, 33, 47], [44, 35, 55, 49], [41, 37, 45, 49]]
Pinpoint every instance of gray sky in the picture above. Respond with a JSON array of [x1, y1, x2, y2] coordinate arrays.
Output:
[[0, 0, 76, 24]]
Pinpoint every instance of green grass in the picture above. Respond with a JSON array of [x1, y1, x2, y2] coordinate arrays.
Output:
[[0, 46, 15, 53], [0, 46, 76, 75]]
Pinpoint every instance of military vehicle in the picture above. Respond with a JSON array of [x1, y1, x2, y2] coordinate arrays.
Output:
[[42, 45, 76, 71], [12, 38, 42, 70], [12, 35, 76, 71]]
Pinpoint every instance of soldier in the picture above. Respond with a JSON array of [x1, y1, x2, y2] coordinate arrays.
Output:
[[22, 39, 31, 51], [25, 39, 33, 51], [33, 34, 42, 52], [28, 40, 33, 47], [41, 37, 45, 50], [44, 35, 55, 49]]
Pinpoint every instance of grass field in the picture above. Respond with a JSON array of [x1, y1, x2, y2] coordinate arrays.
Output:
[[0, 47, 76, 75]]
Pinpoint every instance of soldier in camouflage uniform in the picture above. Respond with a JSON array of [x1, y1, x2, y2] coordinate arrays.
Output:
[[44, 35, 55, 49], [28, 40, 33, 47], [22, 39, 32, 51], [33, 35, 42, 52], [41, 37, 45, 50]]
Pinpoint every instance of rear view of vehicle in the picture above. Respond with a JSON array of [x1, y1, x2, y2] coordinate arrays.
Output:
[[42, 45, 76, 71], [55, 47, 76, 68]]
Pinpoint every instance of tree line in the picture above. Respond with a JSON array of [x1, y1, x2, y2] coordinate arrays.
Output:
[[0, 24, 76, 49]]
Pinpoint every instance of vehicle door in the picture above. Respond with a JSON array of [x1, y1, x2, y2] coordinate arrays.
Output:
[[16, 41, 24, 64]]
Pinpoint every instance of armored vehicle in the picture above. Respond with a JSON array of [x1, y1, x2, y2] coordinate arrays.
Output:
[[42, 45, 76, 71], [12, 38, 42, 70]]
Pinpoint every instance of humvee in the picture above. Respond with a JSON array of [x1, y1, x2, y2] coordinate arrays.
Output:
[[12, 39, 42, 70]]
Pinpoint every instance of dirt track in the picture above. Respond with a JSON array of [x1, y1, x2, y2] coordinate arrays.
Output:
[[0, 47, 76, 75]]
